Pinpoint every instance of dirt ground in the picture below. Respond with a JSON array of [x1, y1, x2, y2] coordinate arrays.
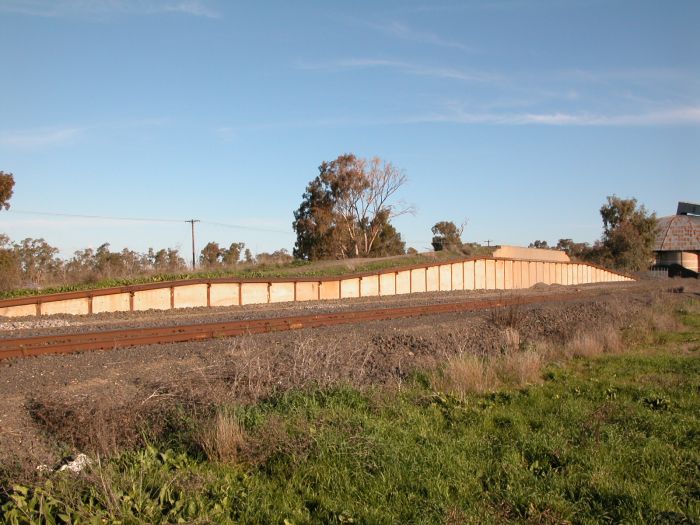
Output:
[[0, 279, 697, 481]]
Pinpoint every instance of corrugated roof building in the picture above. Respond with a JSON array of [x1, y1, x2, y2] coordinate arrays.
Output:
[[654, 202, 700, 275]]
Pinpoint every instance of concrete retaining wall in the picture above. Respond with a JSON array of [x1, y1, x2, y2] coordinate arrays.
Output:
[[0, 257, 633, 318]]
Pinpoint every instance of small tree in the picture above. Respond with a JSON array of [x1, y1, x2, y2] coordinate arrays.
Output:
[[14, 237, 62, 286], [0, 171, 15, 210], [255, 249, 294, 265], [431, 221, 463, 251], [0, 234, 20, 290], [371, 222, 406, 257], [528, 240, 549, 249], [200, 242, 223, 267], [599, 196, 657, 271], [149, 248, 186, 272], [222, 242, 245, 266], [556, 238, 593, 260]]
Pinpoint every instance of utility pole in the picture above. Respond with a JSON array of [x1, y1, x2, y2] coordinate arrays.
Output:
[[186, 219, 200, 270], [484, 239, 493, 247]]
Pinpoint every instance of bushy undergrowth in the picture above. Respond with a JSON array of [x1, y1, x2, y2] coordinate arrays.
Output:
[[2, 304, 699, 524]]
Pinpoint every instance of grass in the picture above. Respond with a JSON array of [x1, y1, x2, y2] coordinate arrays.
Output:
[[0, 250, 480, 300], [2, 303, 699, 524]]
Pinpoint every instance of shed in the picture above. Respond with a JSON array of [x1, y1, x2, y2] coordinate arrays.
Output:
[[654, 202, 700, 275]]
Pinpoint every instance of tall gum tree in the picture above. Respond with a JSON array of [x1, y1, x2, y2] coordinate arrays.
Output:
[[293, 154, 412, 260]]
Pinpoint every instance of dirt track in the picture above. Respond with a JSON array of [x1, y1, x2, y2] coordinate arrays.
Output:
[[0, 279, 696, 480]]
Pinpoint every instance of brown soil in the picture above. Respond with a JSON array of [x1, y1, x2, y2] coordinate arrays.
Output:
[[0, 279, 697, 482]]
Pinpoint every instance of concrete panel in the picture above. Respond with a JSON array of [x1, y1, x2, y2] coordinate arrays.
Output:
[[567, 265, 575, 285], [439, 265, 452, 291], [241, 283, 269, 305], [555, 264, 562, 285], [474, 260, 486, 289], [379, 273, 396, 296], [535, 262, 545, 284], [528, 262, 538, 287], [495, 260, 505, 289], [492, 245, 570, 262], [464, 261, 475, 290], [41, 298, 90, 316], [411, 268, 427, 293], [270, 282, 295, 303], [485, 259, 496, 290], [133, 288, 171, 311], [296, 281, 319, 302], [0, 303, 37, 317], [360, 275, 379, 297], [319, 280, 339, 300], [546, 263, 555, 285], [504, 260, 513, 289], [209, 283, 239, 307], [451, 263, 463, 291], [396, 271, 411, 295], [340, 278, 360, 299], [93, 293, 131, 314], [513, 261, 522, 289], [426, 266, 439, 292], [173, 284, 208, 309]]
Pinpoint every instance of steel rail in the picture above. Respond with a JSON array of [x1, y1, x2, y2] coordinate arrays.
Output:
[[0, 292, 584, 360]]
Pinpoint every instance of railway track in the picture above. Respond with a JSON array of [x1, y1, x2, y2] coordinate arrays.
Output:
[[0, 292, 585, 360]]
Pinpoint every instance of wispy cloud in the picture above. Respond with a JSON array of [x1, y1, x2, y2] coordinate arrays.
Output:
[[366, 20, 476, 52], [0, 0, 219, 19], [0, 117, 170, 151], [412, 105, 700, 126], [222, 106, 700, 133], [296, 58, 497, 83], [0, 126, 82, 150]]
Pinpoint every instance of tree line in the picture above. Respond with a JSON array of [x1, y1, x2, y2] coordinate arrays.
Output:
[[0, 160, 660, 292], [526, 196, 658, 271]]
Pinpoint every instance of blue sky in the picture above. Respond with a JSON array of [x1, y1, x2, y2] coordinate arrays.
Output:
[[1, 0, 698, 258]]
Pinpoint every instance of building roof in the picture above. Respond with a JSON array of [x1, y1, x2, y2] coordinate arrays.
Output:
[[655, 214, 700, 251]]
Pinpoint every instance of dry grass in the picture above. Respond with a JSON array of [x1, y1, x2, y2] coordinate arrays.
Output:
[[566, 332, 605, 358], [198, 411, 246, 464], [490, 300, 524, 330], [501, 327, 521, 353], [495, 350, 544, 385], [435, 355, 496, 397], [564, 324, 623, 359], [436, 319, 630, 397]]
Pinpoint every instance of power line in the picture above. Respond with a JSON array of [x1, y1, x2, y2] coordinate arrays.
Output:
[[7, 209, 294, 234], [8, 209, 183, 223], [202, 220, 293, 235]]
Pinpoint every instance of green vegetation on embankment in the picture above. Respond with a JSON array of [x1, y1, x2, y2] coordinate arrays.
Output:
[[0, 250, 491, 301], [2, 303, 699, 524]]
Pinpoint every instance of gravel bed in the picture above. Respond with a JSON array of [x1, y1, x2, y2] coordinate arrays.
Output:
[[0, 281, 639, 339]]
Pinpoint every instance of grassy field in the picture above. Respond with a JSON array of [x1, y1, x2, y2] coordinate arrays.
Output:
[[2, 302, 698, 524]]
